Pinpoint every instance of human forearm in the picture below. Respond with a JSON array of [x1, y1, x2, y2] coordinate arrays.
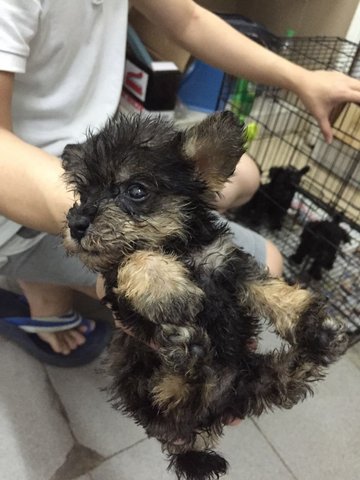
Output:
[[134, 0, 360, 142], [133, 0, 305, 92], [0, 128, 73, 235], [179, 9, 306, 91]]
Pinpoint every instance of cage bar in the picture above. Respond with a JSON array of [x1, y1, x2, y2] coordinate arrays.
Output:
[[219, 37, 360, 345]]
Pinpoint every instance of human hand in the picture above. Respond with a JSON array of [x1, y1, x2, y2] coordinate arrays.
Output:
[[96, 275, 136, 335], [293, 69, 360, 143]]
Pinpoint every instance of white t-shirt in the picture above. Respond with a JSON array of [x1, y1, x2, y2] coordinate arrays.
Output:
[[0, 0, 129, 253]]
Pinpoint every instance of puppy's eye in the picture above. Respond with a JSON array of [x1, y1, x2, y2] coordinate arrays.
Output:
[[127, 183, 148, 201]]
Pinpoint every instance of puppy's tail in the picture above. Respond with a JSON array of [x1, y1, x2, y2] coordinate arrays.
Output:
[[168, 450, 228, 480]]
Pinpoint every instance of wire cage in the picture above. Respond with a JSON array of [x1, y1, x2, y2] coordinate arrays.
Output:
[[218, 37, 360, 346]]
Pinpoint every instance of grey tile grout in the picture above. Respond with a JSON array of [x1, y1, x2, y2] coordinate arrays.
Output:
[[44, 364, 151, 478], [44, 367, 107, 480], [44, 366, 300, 480], [44, 366, 77, 442], [85, 438, 148, 477], [251, 418, 299, 480], [348, 358, 360, 372], [347, 349, 360, 372], [103, 437, 148, 461]]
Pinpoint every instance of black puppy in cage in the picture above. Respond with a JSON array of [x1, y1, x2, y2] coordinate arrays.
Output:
[[290, 213, 351, 280], [233, 165, 310, 230]]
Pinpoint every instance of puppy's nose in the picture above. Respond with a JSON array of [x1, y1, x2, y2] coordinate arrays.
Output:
[[68, 215, 90, 241]]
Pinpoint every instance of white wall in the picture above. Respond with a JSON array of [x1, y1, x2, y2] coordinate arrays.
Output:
[[346, 1, 360, 43]]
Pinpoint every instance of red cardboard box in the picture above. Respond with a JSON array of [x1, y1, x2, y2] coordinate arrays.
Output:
[[120, 56, 181, 119]]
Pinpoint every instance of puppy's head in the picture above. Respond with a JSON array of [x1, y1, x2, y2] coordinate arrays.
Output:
[[268, 165, 310, 188], [62, 112, 245, 271]]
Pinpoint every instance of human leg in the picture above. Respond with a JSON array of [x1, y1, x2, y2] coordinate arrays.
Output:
[[0, 233, 111, 359], [17, 279, 97, 354], [265, 240, 284, 277], [215, 153, 283, 276], [216, 153, 260, 213], [226, 219, 283, 277]]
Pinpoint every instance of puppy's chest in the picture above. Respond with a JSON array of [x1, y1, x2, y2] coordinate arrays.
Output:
[[107, 239, 243, 326]]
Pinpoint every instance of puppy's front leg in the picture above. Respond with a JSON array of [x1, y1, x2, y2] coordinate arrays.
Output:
[[113, 250, 209, 373], [114, 250, 204, 324]]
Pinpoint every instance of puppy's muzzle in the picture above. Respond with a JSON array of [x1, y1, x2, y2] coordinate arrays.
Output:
[[68, 214, 91, 241]]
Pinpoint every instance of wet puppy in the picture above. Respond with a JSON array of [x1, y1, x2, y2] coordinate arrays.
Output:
[[62, 112, 347, 480]]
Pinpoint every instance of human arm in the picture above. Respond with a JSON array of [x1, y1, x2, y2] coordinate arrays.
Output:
[[0, 128, 74, 234], [0, 72, 74, 235], [132, 0, 360, 142]]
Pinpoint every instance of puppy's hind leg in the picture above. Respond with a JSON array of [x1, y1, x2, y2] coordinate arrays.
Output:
[[308, 259, 323, 280], [289, 240, 308, 264], [234, 347, 324, 417]]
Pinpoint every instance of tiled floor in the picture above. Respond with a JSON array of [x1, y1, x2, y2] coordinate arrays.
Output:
[[1, 311, 360, 480]]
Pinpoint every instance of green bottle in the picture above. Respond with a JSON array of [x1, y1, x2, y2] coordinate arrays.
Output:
[[281, 28, 296, 58], [229, 78, 256, 121]]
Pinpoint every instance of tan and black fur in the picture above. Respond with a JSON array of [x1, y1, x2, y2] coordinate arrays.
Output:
[[62, 112, 348, 480]]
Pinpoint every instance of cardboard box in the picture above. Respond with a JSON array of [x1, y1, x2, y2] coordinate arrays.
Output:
[[311, 102, 360, 187], [198, 1, 359, 37], [130, 1, 359, 51], [311, 136, 360, 187], [129, 9, 191, 72], [121, 56, 181, 119], [334, 103, 360, 150]]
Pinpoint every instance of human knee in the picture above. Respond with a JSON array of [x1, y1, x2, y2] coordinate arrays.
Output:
[[234, 153, 261, 201], [265, 240, 283, 277], [217, 153, 260, 212]]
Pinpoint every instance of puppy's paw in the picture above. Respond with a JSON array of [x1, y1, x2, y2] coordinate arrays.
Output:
[[316, 317, 348, 364], [156, 324, 211, 372], [297, 314, 348, 365]]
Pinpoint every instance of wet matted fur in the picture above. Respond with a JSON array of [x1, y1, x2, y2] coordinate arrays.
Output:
[[62, 112, 348, 480]]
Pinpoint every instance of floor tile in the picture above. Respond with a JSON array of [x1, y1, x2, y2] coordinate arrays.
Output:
[[90, 439, 171, 480], [0, 339, 74, 480], [347, 341, 360, 370], [254, 355, 360, 480], [221, 421, 295, 479], [46, 359, 146, 457], [50, 442, 105, 480], [91, 419, 294, 480]]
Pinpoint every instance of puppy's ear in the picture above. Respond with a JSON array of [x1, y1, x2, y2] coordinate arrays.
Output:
[[342, 229, 351, 243], [62, 143, 85, 174], [334, 213, 351, 243], [269, 167, 282, 180], [181, 111, 246, 192], [61, 142, 89, 192], [299, 166, 310, 176]]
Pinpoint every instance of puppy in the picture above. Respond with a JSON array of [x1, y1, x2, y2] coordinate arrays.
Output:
[[290, 213, 350, 280], [62, 112, 347, 480], [234, 165, 310, 230]]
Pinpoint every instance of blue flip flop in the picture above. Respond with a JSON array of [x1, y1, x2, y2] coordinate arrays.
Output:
[[0, 288, 114, 368]]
